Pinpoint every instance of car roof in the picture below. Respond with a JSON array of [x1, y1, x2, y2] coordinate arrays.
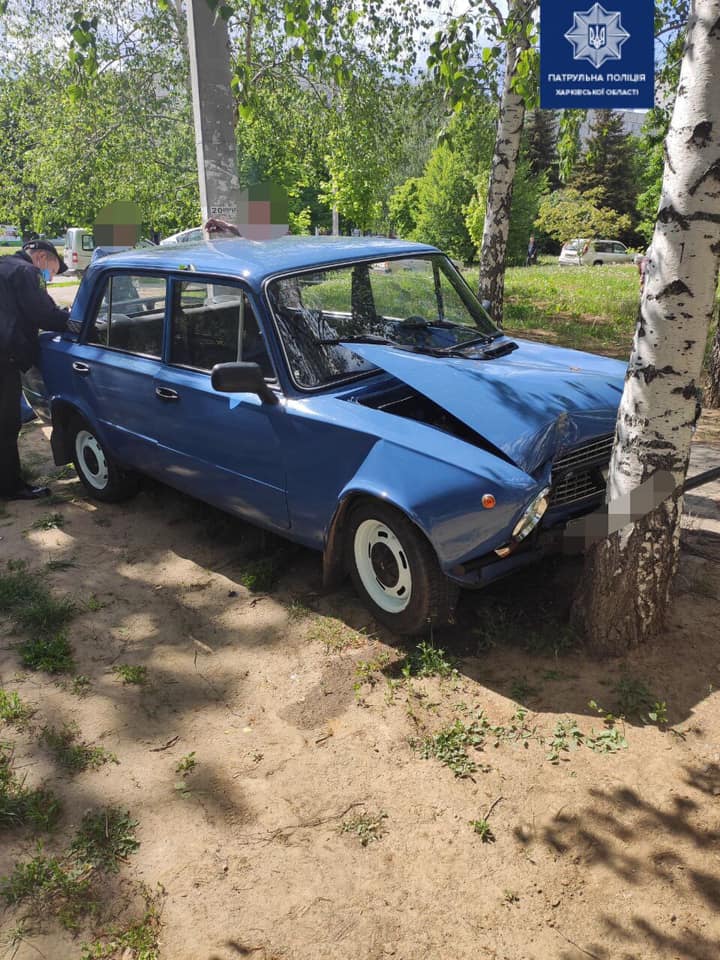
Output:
[[88, 235, 440, 286]]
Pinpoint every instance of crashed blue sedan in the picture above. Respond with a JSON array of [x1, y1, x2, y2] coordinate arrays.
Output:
[[25, 237, 625, 633]]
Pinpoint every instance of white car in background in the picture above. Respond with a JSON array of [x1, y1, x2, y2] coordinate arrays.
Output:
[[159, 226, 203, 245], [559, 238, 635, 266]]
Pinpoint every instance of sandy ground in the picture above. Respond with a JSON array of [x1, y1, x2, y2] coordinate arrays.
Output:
[[1, 414, 719, 960]]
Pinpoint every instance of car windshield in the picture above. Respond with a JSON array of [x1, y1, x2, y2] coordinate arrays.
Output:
[[266, 254, 499, 389]]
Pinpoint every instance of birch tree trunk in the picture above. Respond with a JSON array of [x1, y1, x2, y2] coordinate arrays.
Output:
[[572, 0, 720, 654], [477, 3, 531, 324]]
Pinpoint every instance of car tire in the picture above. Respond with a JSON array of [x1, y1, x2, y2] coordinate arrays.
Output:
[[593, 260, 603, 266], [70, 418, 139, 502], [345, 499, 456, 635]]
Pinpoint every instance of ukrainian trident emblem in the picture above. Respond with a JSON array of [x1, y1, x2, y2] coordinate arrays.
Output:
[[588, 24, 606, 49]]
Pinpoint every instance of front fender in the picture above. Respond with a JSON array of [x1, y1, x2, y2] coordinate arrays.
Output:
[[329, 439, 539, 573]]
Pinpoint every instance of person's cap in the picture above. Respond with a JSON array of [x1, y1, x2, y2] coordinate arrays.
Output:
[[22, 239, 68, 274]]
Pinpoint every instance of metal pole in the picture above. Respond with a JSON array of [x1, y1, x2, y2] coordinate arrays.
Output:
[[185, 0, 244, 224]]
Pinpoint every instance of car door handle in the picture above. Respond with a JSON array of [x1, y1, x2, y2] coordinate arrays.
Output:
[[155, 387, 179, 401], [72, 361, 90, 374]]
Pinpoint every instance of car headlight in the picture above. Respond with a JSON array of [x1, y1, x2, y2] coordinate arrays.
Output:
[[511, 486, 551, 542]]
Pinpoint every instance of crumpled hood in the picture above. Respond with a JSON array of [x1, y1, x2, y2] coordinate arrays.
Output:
[[347, 338, 626, 474]]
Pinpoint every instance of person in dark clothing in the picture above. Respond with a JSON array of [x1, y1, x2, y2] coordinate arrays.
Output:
[[0, 239, 69, 500], [526, 234, 538, 266]]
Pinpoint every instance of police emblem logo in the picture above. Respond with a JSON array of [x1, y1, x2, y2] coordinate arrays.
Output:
[[564, 3, 630, 68]]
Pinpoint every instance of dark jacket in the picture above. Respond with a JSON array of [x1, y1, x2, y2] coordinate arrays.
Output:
[[0, 251, 69, 371]]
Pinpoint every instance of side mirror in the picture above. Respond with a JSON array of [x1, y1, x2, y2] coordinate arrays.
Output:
[[211, 362, 278, 405]]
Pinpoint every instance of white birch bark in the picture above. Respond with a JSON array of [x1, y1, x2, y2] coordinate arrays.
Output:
[[478, 11, 528, 324], [573, 0, 720, 651]]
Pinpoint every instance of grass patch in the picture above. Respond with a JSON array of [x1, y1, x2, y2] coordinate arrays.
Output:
[[31, 512, 65, 531], [175, 752, 196, 776], [1, 807, 140, 931], [401, 640, 456, 679], [0, 562, 76, 673], [307, 615, 367, 653], [40, 723, 117, 773], [0, 851, 92, 929], [237, 556, 279, 592], [45, 558, 77, 571], [470, 818, 495, 843], [0, 689, 35, 724], [415, 719, 490, 778], [0, 742, 61, 831], [340, 810, 387, 846], [112, 664, 148, 685], [18, 632, 75, 673], [70, 809, 140, 873], [80, 886, 163, 960], [501, 262, 639, 357]]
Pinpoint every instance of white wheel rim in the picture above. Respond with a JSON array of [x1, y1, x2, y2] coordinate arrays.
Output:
[[354, 519, 412, 614], [75, 430, 109, 490]]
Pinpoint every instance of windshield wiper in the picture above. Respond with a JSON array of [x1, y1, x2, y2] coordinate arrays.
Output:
[[323, 334, 393, 345], [438, 335, 494, 353]]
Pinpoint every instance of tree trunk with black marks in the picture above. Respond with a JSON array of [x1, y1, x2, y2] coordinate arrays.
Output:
[[572, 0, 720, 654], [477, 3, 531, 325]]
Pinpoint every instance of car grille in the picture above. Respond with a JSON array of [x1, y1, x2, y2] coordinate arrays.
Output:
[[549, 434, 614, 507]]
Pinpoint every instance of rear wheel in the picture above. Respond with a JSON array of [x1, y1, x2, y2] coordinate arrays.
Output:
[[593, 260, 603, 266], [345, 499, 455, 634], [70, 419, 138, 502]]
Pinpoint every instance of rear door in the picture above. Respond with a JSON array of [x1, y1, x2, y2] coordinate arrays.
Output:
[[148, 276, 290, 529], [70, 271, 168, 474]]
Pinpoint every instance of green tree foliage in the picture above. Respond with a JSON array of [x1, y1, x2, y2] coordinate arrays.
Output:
[[524, 109, 559, 187], [466, 160, 548, 266], [412, 144, 476, 261], [388, 179, 421, 239], [569, 110, 640, 226], [534, 188, 632, 244], [0, 0, 198, 236], [410, 103, 497, 261]]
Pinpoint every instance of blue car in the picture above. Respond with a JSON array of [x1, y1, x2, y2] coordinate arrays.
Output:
[[23, 237, 625, 633]]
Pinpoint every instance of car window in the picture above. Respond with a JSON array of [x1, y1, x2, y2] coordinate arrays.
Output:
[[170, 280, 274, 378], [87, 274, 166, 358], [612, 242, 626, 254], [81, 235, 94, 251], [593, 242, 611, 254], [268, 255, 498, 390]]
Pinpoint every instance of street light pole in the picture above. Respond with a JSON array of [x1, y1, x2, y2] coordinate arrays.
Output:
[[185, 0, 244, 224]]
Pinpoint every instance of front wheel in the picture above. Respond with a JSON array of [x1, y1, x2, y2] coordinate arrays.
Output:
[[71, 419, 138, 502], [345, 499, 456, 635]]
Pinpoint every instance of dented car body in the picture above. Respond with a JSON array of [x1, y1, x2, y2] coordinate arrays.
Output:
[[26, 237, 625, 633]]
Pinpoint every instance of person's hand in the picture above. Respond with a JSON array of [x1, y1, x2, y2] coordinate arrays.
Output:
[[204, 218, 242, 238]]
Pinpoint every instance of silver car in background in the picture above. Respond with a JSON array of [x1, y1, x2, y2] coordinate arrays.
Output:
[[559, 238, 635, 266]]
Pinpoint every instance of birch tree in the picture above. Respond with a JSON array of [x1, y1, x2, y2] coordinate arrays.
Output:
[[429, 0, 537, 323], [572, 0, 720, 653]]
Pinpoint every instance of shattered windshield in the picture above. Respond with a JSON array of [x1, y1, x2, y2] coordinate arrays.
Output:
[[266, 255, 500, 389]]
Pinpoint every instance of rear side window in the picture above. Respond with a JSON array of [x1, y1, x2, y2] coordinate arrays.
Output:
[[170, 280, 273, 378], [87, 274, 166, 358], [81, 235, 94, 251]]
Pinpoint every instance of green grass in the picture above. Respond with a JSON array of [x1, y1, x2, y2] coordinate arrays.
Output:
[[1, 807, 140, 932], [401, 640, 456, 679], [0, 742, 61, 831], [237, 556, 280, 592], [0, 562, 76, 673], [70, 809, 140, 874], [31, 512, 65, 530], [340, 810, 387, 846], [502, 262, 639, 357], [112, 664, 148, 685], [80, 887, 163, 960], [0, 689, 35, 724], [416, 719, 490, 778], [40, 723, 117, 773]]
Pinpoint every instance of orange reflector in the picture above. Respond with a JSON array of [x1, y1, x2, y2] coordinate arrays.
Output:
[[481, 494, 496, 509]]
